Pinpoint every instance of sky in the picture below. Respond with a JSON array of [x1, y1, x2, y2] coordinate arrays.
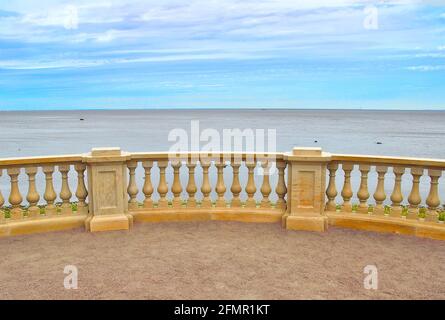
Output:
[[0, 0, 445, 110]]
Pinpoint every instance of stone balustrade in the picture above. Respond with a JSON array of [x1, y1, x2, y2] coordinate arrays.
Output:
[[0, 155, 88, 236], [0, 148, 444, 240], [126, 152, 287, 224], [325, 154, 445, 239]]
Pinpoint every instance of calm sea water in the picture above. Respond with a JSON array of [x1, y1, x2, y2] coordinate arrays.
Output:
[[0, 109, 444, 206], [0, 109, 445, 158]]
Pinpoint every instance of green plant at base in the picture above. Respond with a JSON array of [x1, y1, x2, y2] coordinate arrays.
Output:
[[418, 207, 426, 219], [3, 207, 11, 219], [38, 205, 46, 215], [402, 206, 409, 217], [71, 202, 78, 212]]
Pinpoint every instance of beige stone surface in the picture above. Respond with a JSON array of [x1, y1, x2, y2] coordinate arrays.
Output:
[[292, 147, 322, 156], [1, 147, 445, 241], [89, 214, 131, 232], [0, 215, 86, 237], [0, 221, 443, 300], [327, 212, 445, 240], [284, 148, 329, 231], [132, 208, 283, 223], [85, 148, 131, 232], [286, 215, 328, 232]]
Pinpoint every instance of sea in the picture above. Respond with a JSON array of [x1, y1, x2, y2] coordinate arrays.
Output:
[[0, 109, 444, 206]]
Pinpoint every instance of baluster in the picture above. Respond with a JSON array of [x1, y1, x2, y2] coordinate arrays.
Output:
[[59, 165, 73, 215], [341, 163, 354, 212], [357, 164, 370, 213], [245, 160, 257, 208], [127, 161, 139, 210], [215, 161, 227, 207], [186, 161, 197, 207], [43, 166, 57, 216], [201, 160, 212, 208], [25, 167, 40, 218], [171, 161, 183, 208], [325, 163, 338, 211], [275, 160, 287, 211], [390, 166, 405, 217], [373, 166, 387, 215], [230, 159, 242, 208], [74, 164, 88, 214], [426, 169, 442, 222], [200, 160, 212, 208], [260, 161, 271, 208], [142, 161, 154, 208], [157, 161, 169, 208], [407, 167, 423, 219], [8, 168, 23, 219], [0, 170, 4, 222]]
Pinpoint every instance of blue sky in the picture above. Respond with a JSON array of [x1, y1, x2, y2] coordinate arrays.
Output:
[[0, 0, 445, 110]]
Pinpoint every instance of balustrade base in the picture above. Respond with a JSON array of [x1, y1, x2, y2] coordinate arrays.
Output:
[[132, 210, 209, 223], [0, 214, 87, 237], [88, 214, 133, 232], [326, 212, 445, 241], [0, 210, 444, 241], [211, 210, 282, 223], [284, 215, 328, 232], [131, 208, 283, 224]]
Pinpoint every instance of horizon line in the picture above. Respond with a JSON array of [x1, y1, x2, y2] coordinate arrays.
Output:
[[1, 107, 445, 112]]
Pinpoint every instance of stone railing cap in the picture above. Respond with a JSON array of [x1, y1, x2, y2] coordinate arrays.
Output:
[[83, 147, 131, 163], [285, 147, 331, 162], [91, 147, 122, 157], [292, 147, 322, 156]]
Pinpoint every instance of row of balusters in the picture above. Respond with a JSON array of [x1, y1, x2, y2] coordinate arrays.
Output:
[[126, 160, 288, 210], [0, 164, 88, 220], [326, 163, 444, 221]]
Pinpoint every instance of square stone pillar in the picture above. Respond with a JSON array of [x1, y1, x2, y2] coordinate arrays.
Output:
[[83, 148, 133, 232], [283, 147, 331, 232]]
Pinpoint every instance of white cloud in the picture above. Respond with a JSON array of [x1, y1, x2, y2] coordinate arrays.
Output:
[[0, 52, 270, 70], [0, 0, 440, 70], [406, 65, 445, 71]]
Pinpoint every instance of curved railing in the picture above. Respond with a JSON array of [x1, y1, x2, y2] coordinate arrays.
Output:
[[126, 152, 287, 223], [0, 154, 88, 236], [0, 147, 444, 240], [326, 154, 445, 239]]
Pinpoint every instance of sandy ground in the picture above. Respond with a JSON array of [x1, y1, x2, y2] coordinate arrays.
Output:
[[0, 221, 444, 300]]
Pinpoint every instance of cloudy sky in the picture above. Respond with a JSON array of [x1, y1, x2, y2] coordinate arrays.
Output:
[[0, 0, 445, 110]]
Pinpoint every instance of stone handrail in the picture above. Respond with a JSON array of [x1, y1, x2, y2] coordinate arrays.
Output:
[[0, 154, 87, 236], [326, 154, 445, 240], [127, 151, 287, 224], [331, 154, 445, 168], [0, 147, 444, 240], [0, 154, 83, 167]]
